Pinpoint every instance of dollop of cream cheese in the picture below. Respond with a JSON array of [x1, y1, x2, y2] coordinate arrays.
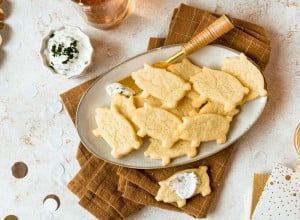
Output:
[[105, 83, 134, 97], [166, 172, 200, 199], [44, 27, 90, 77]]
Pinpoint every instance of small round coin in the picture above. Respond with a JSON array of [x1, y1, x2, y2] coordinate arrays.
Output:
[[4, 215, 18, 220], [11, 162, 28, 179], [43, 194, 60, 211]]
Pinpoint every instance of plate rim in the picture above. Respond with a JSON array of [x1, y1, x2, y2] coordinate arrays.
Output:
[[75, 44, 268, 169]]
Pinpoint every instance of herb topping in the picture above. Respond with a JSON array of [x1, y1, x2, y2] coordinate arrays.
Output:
[[51, 40, 79, 64]]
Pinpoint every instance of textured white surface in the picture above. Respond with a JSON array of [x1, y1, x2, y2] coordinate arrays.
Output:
[[0, 0, 299, 219]]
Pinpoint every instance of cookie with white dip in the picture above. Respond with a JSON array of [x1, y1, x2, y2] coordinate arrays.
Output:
[[155, 166, 211, 207], [40, 26, 93, 78]]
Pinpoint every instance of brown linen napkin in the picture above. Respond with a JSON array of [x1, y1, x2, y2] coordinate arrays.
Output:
[[61, 3, 271, 219], [164, 4, 270, 70], [67, 149, 143, 219], [118, 145, 234, 217]]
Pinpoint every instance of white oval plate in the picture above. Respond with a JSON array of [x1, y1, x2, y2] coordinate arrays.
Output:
[[76, 44, 267, 169]]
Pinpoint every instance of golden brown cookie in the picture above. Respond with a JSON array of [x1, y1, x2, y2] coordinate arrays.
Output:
[[132, 103, 181, 148], [179, 113, 232, 147], [133, 94, 162, 108], [190, 67, 249, 112], [155, 166, 211, 207], [186, 90, 207, 108], [167, 58, 202, 81], [144, 139, 198, 166], [92, 106, 142, 158], [221, 53, 267, 102], [131, 64, 191, 108], [198, 101, 239, 117], [111, 93, 136, 121], [167, 96, 197, 117]]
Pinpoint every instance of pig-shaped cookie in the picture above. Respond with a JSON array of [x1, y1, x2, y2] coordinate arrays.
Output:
[[92, 106, 142, 158], [144, 139, 198, 166], [155, 166, 211, 207], [221, 53, 267, 102], [132, 103, 181, 148], [190, 67, 249, 112], [131, 64, 191, 108], [179, 113, 232, 147]]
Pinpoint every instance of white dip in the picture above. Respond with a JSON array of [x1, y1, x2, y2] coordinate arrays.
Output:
[[44, 27, 91, 77], [166, 172, 200, 199], [105, 83, 134, 97]]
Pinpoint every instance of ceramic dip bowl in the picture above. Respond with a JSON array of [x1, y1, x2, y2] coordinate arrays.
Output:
[[40, 26, 93, 78]]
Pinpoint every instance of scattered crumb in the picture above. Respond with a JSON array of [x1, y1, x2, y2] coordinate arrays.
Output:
[[65, 139, 71, 144], [214, 4, 223, 13], [20, 135, 33, 146], [106, 47, 117, 57], [278, 0, 300, 8]]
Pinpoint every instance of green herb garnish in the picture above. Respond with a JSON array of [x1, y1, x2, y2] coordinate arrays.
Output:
[[51, 40, 79, 64]]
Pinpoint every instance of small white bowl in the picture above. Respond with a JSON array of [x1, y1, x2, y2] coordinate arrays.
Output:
[[40, 26, 93, 78]]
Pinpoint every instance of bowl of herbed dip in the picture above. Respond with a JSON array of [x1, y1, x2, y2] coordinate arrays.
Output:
[[40, 26, 93, 78]]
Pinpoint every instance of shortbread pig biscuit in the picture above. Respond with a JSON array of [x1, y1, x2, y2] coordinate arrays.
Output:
[[167, 96, 197, 117], [186, 90, 206, 108], [133, 94, 162, 108], [131, 64, 191, 108], [221, 53, 267, 101], [92, 107, 142, 158], [111, 93, 136, 120], [179, 113, 232, 147], [190, 67, 249, 111], [167, 58, 202, 81], [155, 166, 211, 207], [144, 139, 198, 166], [198, 101, 239, 117], [132, 103, 181, 148]]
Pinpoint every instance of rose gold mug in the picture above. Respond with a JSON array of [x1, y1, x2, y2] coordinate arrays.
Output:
[[72, 0, 133, 30]]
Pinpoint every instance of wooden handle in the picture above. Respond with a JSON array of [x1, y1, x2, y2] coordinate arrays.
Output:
[[182, 15, 234, 55]]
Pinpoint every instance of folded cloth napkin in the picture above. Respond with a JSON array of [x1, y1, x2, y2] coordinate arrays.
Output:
[[61, 3, 271, 219], [67, 149, 143, 219], [117, 146, 234, 217]]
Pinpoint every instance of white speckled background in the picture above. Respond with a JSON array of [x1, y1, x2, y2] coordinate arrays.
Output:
[[0, 0, 299, 219]]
